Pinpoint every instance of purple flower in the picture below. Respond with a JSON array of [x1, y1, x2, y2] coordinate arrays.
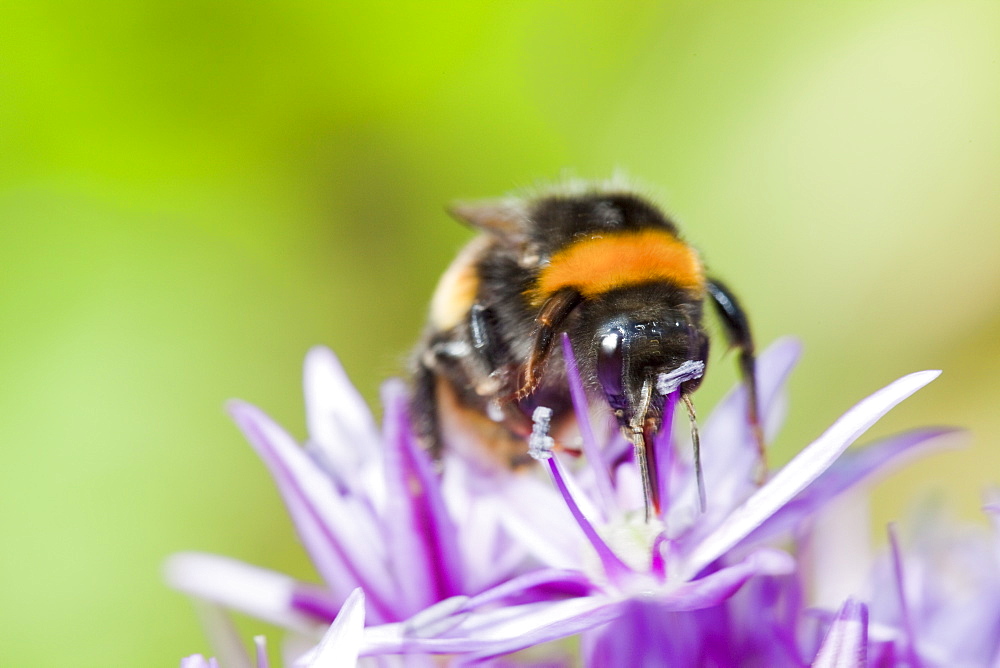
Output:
[[168, 346, 577, 662], [168, 338, 960, 665], [351, 338, 950, 664], [807, 501, 1000, 666], [178, 590, 365, 668]]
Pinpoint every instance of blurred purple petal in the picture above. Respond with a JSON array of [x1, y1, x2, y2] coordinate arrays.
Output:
[[254, 636, 268, 668], [545, 456, 631, 582], [193, 601, 251, 668], [682, 370, 940, 578], [180, 656, 219, 668], [655, 548, 794, 612], [165, 553, 322, 633], [746, 427, 964, 547], [693, 337, 802, 515], [813, 599, 868, 668], [363, 597, 623, 659], [494, 474, 581, 569], [887, 524, 920, 667], [459, 568, 593, 609], [303, 346, 381, 487], [381, 380, 463, 613], [228, 401, 396, 618], [297, 588, 365, 668], [561, 334, 617, 511]]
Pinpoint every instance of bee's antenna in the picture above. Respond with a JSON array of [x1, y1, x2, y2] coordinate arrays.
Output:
[[681, 394, 706, 513]]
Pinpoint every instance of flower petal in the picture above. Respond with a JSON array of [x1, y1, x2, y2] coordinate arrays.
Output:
[[299, 588, 366, 668], [495, 473, 581, 569], [362, 597, 623, 659], [440, 461, 534, 590], [181, 656, 219, 668], [459, 568, 593, 610], [165, 552, 323, 633], [812, 598, 869, 668], [676, 338, 802, 523], [561, 334, 616, 511], [194, 601, 251, 668], [545, 455, 631, 581], [682, 369, 940, 578], [228, 401, 396, 618], [381, 380, 463, 612], [303, 346, 381, 473], [254, 636, 269, 668], [888, 524, 921, 666], [745, 427, 964, 547], [652, 548, 794, 612]]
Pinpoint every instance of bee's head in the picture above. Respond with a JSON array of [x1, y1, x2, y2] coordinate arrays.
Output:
[[594, 315, 707, 432]]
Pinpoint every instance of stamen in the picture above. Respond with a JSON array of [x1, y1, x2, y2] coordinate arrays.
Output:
[[529, 407, 555, 461]]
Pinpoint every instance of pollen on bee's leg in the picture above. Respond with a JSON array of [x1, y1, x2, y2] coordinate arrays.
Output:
[[655, 360, 705, 396]]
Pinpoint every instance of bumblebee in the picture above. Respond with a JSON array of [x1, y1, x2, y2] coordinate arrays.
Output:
[[411, 182, 762, 516]]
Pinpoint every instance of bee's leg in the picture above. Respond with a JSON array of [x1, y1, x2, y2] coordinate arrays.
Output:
[[706, 278, 766, 479], [518, 288, 583, 399], [468, 303, 533, 438], [411, 352, 445, 461], [469, 303, 508, 376], [412, 328, 479, 461]]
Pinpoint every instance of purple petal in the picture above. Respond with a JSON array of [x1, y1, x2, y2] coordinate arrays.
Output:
[[654, 548, 795, 612], [381, 380, 463, 612], [813, 599, 869, 668], [580, 595, 804, 667], [193, 601, 251, 668], [744, 427, 964, 547], [439, 461, 544, 590], [301, 588, 365, 668], [362, 597, 624, 659], [681, 338, 802, 519], [290, 586, 343, 623], [459, 568, 594, 610], [303, 347, 381, 488], [228, 401, 396, 619], [561, 334, 616, 510], [888, 525, 921, 667], [180, 656, 218, 668], [654, 392, 678, 521], [494, 473, 581, 569], [165, 552, 322, 633], [582, 599, 697, 666], [254, 636, 269, 668], [682, 369, 940, 578]]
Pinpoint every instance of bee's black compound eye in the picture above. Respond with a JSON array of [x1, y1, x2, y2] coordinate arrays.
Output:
[[596, 328, 628, 415]]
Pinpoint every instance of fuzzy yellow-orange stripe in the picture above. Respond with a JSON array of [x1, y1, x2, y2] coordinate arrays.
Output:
[[531, 229, 704, 305]]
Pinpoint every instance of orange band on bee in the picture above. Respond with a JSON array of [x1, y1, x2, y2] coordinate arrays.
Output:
[[530, 229, 705, 305]]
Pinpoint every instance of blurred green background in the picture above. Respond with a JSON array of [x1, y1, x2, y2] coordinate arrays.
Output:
[[2, 1, 999, 665]]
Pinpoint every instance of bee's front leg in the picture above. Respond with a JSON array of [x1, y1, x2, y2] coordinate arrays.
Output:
[[706, 278, 765, 479]]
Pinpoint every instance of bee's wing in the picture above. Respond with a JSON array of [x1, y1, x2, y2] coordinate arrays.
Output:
[[447, 199, 529, 240]]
